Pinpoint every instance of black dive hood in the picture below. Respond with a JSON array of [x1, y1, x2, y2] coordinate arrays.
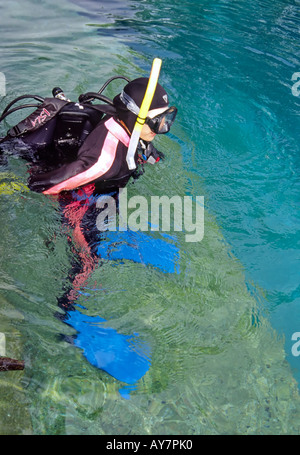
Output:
[[113, 77, 169, 133]]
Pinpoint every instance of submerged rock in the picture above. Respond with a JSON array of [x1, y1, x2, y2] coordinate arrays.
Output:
[[0, 356, 24, 371]]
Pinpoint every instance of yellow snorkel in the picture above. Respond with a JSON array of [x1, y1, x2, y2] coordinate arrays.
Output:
[[126, 58, 162, 170]]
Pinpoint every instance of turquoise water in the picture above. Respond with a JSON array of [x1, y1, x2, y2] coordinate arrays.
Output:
[[0, 0, 300, 435], [123, 0, 300, 383]]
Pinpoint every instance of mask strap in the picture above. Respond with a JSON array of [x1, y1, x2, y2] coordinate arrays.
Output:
[[119, 90, 147, 124]]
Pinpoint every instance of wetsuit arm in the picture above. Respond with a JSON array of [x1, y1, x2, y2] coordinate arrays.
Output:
[[28, 159, 95, 193]]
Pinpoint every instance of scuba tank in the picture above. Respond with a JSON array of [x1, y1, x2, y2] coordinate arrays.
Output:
[[0, 75, 162, 170]]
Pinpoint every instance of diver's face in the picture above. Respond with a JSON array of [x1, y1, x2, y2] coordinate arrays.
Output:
[[140, 107, 168, 142]]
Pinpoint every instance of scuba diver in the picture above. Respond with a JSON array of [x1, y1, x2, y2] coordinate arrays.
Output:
[[0, 67, 177, 303], [0, 63, 178, 389]]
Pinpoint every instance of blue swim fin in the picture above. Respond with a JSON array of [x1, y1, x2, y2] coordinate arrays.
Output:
[[97, 229, 180, 274]]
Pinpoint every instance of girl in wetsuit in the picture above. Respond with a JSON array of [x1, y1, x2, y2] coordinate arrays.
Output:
[[0, 75, 178, 384]]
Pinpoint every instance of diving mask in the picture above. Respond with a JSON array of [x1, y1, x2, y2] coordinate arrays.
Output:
[[145, 106, 177, 134]]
